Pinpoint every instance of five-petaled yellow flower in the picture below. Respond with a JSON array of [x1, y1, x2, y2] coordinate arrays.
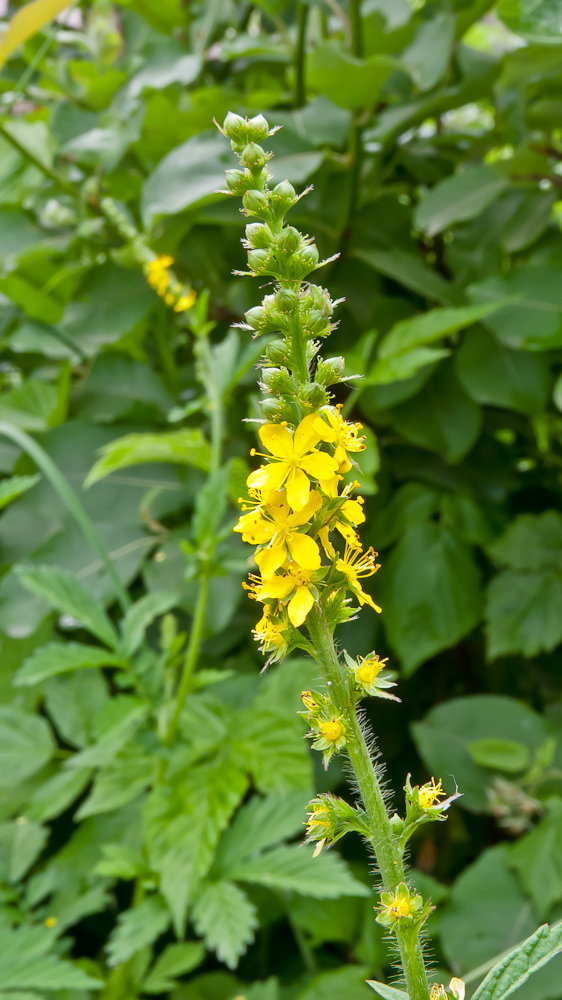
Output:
[[247, 415, 339, 511], [257, 563, 317, 627], [235, 490, 322, 576]]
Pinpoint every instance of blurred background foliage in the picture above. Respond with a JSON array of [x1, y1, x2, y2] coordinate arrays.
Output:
[[1, 0, 562, 997]]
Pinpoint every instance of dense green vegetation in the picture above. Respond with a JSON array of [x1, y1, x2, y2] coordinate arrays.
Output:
[[1, 0, 562, 997]]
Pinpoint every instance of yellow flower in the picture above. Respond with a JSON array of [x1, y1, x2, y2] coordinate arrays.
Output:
[[145, 255, 173, 296], [336, 543, 381, 612], [449, 979, 465, 1000], [45, 915, 58, 928], [235, 490, 322, 576], [257, 563, 316, 627], [419, 778, 445, 810], [321, 404, 366, 471], [252, 607, 287, 654], [174, 290, 196, 312], [356, 654, 384, 687], [318, 717, 345, 743], [247, 415, 339, 511], [301, 690, 318, 712], [430, 986, 446, 1000]]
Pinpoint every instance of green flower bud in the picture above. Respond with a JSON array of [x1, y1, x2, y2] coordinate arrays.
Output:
[[247, 113, 270, 141], [245, 223, 273, 249], [222, 111, 246, 139], [241, 143, 266, 169], [277, 227, 301, 253], [270, 179, 297, 218], [275, 288, 299, 313], [260, 367, 296, 394], [316, 356, 345, 386], [308, 308, 330, 336], [302, 382, 328, 407], [245, 306, 266, 330], [294, 245, 319, 277], [260, 396, 284, 420], [265, 338, 290, 364], [243, 188, 270, 218], [248, 249, 272, 273], [225, 169, 251, 194]]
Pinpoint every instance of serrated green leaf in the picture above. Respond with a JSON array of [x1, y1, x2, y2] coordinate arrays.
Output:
[[0, 819, 48, 882], [120, 591, 178, 656], [143, 941, 205, 993], [16, 565, 119, 649], [106, 895, 170, 967], [415, 165, 508, 237], [192, 880, 258, 969], [214, 791, 310, 874], [85, 429, 211, 486], [15, 641, 126, 686], [0, 706, 54, 788], [26, 766, 93, 822], [472, 919, 562, 1000], [228, 844, 370, 898]]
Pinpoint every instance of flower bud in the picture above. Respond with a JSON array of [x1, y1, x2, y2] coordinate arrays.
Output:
[[260, 396, 284, 420], [302, 382, 328, 407], [275, 287, 299, 313], [270, 179, 297, 218], [245, 306, 266, 330], [247, 113, 270, 141], [261, 367, 296, 394], [245, 223, 272, 249], [243, 189, 270, 218], [308, 309, 331, 336], [225, 169, 251, 194], [277, 227, 301, 253], [265, 338, 290, 364], [293, 245, 319, 278], [222, 111, 246, 139], [316, 356, 345, 386], [241, 143, 266, 169], [248, 249, 272, 273]]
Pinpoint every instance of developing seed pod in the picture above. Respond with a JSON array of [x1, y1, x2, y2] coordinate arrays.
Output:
[[293, 245, 319, 278], [260, 367, 296, 395], [247, 249, 272, 273], [275, 287, 299, 313], [225, 169, 251, 194], [260, 396, 284, 420], [246, 113, 271, 142]]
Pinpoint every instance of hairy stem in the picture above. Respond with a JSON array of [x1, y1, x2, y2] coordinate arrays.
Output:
[[307, 606, 430, 1000]]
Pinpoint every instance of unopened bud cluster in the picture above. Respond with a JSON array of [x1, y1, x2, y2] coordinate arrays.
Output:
[[304, 792, 369, 856]]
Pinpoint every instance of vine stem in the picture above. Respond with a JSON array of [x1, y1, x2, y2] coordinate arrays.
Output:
[[306, 606, 430, 1000], [0, 423, 131, 613]]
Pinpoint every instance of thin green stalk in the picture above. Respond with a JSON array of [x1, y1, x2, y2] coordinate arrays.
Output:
[[294, 2, 308, 108], [0, 121, 78, 198], [0, 423, 131, 613], [307, 606, 430, 1000], [349, 0, 363, 58], [164, 568, 210, 745]]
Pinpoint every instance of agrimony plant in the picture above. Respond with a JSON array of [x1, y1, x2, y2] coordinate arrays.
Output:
[[217, 110, 463, 1000]]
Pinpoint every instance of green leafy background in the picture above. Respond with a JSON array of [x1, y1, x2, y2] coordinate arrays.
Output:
[[1, 0, 562, 997]]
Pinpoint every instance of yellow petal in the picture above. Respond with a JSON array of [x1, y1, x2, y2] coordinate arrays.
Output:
[[342, 499, 365, 525], [289, 489, 323, 526], [260, 423, 294, 459], [256, 542, 287, 576], [259, 575, 294, 599], [288, 585, 315, 627], [247, 463, 288, 493], [335, 521, 360, 546], [286, 467, 311, 511], [355, 585, 382, 613], [318, 526, 336, 560], [294, 414, 324, 456], [287, 532, 321, 570], [322, 475, 340, 498], [301, 451, 339, 481]]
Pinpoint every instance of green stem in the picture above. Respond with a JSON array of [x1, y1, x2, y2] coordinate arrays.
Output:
[[288, 306, 309, 389], [164, 568, 210, 745], [306, 606, 430, 1000], [0, 122, 78, 198], [0, 423, 131, 613], [294, 2, 308, 108], [349, 0, 363, 58]]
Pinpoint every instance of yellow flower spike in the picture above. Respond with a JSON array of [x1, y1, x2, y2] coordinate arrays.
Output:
[[336, 543, 382, 612], [419, 777, 446, 810], [247, 416, 339, 511]]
